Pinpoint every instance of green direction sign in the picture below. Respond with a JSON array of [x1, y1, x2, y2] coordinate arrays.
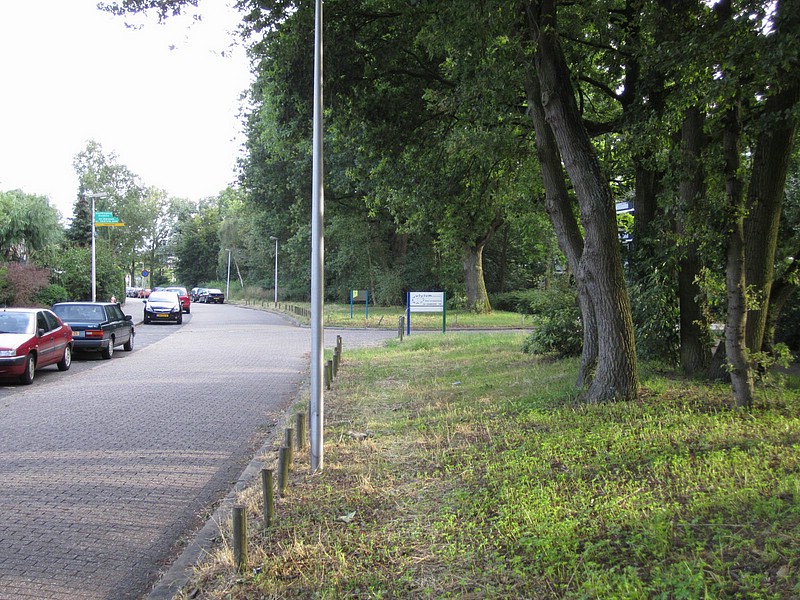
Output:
[[95, 211, 120, 224]]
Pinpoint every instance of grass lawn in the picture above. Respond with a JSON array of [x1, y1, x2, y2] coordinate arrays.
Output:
[[181, 332, 800, 599], [237, 300, 531, 330]]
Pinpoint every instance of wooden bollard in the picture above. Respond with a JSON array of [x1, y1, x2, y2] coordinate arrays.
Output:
[[336, 335, 342, 354], [284, 427, 294, 468], [232, 505, 247, 573], [333, 348, 340, 376], [295, 412, 306, 449], [278, 447, 289, 497], [398, 316, 405, 341], [261, 468, 274, 528], [325, 360, 333, 389]]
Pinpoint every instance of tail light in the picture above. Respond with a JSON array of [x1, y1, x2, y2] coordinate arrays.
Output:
[[84, 330, 104, 339]]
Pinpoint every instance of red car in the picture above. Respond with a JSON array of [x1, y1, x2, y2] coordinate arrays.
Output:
[[164, 286, 191, 313], [0, 308, 73, 384]]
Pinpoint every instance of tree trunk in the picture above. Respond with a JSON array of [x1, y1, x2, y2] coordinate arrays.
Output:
[[722, 102, 754, 408], [743, 80, 800, 353], [677, 107, 712, 374], [463, 212, 502, 313], [463, 243, 491, 313], [527, 0, 638, 403], [525, 72, 597, 388]]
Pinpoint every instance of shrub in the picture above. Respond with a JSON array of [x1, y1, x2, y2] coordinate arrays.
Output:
[[35, 284, 69, 306], [521, 284, 583, 357]]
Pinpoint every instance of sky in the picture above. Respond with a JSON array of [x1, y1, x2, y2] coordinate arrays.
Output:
[[0, 0, 253, 221]]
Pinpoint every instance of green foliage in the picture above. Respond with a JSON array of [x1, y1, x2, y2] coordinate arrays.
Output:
[[35, 284, 69, 306], [521, 283, 583, 357], [0, 189, 62, 260], [630, 266, 681, 365]]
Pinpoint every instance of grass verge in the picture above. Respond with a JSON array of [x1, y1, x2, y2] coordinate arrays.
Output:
[[234, 300, 529, 330], [180, 333, 800, 599]]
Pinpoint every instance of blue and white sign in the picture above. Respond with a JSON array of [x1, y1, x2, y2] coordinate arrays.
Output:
[[406, 291, 446, 335]]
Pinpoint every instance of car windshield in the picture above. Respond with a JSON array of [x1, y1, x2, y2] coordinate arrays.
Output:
[[149, 292, 177, 303], [0, 312, 34, 334], [53, 304, 105, 322]]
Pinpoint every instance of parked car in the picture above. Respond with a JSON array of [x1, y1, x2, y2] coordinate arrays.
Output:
[[163, 286, 190, 313], [199, 288, 225, 304], [143, 291, 183, 324], [190, 287, 205, 302], [0, 308, 73, 384], [52, 302, 134, 359]]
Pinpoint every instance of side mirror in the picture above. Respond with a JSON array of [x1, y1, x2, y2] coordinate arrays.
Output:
[[125, 315, 133, 321], [37, 328, 46, 337]]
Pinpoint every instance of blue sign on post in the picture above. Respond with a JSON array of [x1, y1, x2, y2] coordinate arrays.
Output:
[[350, 289, 369, 319], [141, 269, 149, 278]]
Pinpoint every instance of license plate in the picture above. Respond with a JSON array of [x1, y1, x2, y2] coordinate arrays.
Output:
[[157, 313, 169, 318], [75, 331, 84, 338]]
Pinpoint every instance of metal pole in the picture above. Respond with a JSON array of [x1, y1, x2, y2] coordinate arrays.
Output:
[[310, 0, 325, 473], [226, 249, 231, 301], [271, 236, 278, 305], [91, 195, 96, 302]]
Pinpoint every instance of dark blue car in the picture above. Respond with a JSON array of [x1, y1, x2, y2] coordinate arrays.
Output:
[[52, 302, 134, 359]]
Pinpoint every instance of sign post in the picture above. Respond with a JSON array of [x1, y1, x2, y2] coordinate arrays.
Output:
[[350, 289, 369, 319], [406, 291, 446, 335]]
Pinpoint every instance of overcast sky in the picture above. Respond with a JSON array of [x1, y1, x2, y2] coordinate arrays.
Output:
[[0, 0, 252, 221]]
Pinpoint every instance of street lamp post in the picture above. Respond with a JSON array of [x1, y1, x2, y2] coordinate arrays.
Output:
[[270, 236, 278, 305], [84, 192, 107, 302], [225, 248, 232, 301]]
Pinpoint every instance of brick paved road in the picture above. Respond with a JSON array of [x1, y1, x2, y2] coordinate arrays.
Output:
[[0, 303, 394, 600]]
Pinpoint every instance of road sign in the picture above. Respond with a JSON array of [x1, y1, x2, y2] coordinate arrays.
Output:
[[142, 270, 149, 278], [94, 211, 113, 218], [95, 221, 124, 227]]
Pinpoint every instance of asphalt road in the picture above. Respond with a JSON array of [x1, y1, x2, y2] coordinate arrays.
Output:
[[0, 301, 395, 600]]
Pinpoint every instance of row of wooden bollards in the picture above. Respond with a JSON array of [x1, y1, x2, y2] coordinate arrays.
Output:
[[325, 335, 343, 390], [231, 336, 344, 573], [231, 410, 307, 572]]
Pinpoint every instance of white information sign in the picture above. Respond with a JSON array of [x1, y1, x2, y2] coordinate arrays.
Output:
[[408, 291, 445, 312]]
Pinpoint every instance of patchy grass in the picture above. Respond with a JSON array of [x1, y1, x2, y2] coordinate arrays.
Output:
[[180, 333, 800, 599], [235, 300, 529, 330]]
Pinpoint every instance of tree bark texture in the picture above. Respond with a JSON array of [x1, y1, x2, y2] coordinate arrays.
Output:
[[677, 107, 712, 374], [527, 0, 638, 403], [525, 72, 597, 388], [743, 81, 800, 353], [463, 212, 502, 313], [722, 102, 754, 408], [463, 243, 491, 313]]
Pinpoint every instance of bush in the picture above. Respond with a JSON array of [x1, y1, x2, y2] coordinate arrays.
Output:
[[34, 284, 69, 306], [521, 284, 583, 357]]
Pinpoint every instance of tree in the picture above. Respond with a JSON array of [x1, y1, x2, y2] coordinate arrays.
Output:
[[524, 0, 639, 403], [0, 190, 62, 261]]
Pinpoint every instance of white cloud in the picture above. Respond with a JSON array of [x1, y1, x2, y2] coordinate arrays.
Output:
[[0, 0, 252, 220]]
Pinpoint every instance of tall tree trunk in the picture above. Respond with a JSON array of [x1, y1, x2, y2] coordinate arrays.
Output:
[[463, 212, 502, 313], [677, 107, 712, 373], [527, 0, 638, 403], [743, 80, 800, 352], [722, 101, 754, 408], [463, 243, 491, 313], [525, 72, 597, 388]]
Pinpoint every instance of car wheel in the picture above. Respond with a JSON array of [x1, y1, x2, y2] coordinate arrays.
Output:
[[101, 337, 114, 360], [144, 313, 150, 324], [57, 345, 72, 371], [177, 313, 183, 325], [186, 306, 190, 314], [123, 332, 134, 351], [20, 353, 35, 385]]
